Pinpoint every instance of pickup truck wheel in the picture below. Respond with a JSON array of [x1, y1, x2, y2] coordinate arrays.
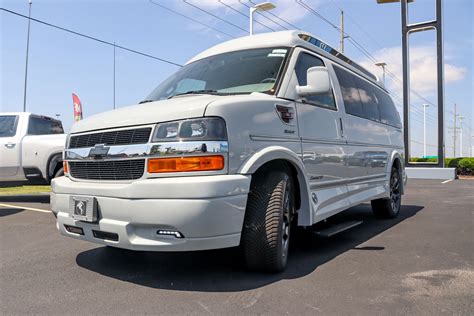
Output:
[[371, 167, 401, 219], [241, 170, 294, 272], [53, 167, 64, 179]]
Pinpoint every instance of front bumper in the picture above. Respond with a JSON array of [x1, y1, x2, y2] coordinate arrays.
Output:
[[51, 175, 251, 251]]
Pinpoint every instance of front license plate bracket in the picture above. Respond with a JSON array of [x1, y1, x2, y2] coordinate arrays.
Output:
[[69, 196, 98, 222]]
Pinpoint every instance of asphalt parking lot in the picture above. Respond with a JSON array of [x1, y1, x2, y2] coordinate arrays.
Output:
[[0, 179, 472, 315]]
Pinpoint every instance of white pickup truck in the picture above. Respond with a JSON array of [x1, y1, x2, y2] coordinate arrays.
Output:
[[0, 112, 67, 183]]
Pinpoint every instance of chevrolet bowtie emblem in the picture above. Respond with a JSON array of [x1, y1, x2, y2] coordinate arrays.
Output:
[[89, 144, 110, 159]]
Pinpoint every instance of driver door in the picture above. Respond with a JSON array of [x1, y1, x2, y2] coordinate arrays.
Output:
[[287, 49, 350, 220], [0, 115, 21, 180]]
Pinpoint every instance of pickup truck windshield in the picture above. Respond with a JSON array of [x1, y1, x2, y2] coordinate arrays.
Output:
[[145, 47, 289, 101], [0, 116, 18, 137]]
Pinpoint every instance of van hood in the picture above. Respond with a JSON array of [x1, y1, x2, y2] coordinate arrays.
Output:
[[70, 95, 219, 134]]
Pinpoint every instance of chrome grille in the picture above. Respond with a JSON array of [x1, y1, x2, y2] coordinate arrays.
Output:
[[69, 160, 145, 180], [69, 128, 152, 149]]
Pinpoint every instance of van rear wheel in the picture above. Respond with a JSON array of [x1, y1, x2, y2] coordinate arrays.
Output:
[[371, 167, 401, 219], [241, 169, 294, 272]]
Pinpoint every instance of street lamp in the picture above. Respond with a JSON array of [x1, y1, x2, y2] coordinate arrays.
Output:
[[471, 135, 474, 157], [23, 0, 32, 112], [422, 103, 430, 157], [374, 61, 387, 85], [249, 2, 276, 35]]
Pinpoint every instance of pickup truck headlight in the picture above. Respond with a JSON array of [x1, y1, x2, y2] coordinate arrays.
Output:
[[152, 117, 227, 142]]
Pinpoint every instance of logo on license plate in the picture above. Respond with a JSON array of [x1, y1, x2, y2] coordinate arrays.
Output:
[[74, 200, 87, 216]]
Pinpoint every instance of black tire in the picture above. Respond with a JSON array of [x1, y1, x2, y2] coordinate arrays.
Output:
[[371, 167, 401, 219], [241, 169, 294, 272], [53, 167, 64, 179]]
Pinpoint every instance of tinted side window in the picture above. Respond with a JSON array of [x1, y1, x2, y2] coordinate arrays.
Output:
[[354, 76, 381, 121], [375, 89, 402, 128], [295, 53, 337, 110], [333, 66, 364, 117], [28, 117, 64, 135], [0, 116, 18, 137]]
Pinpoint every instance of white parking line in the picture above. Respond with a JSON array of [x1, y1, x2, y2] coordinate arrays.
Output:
[[441, 179, 454, 184], [0, 203, 51, 214]]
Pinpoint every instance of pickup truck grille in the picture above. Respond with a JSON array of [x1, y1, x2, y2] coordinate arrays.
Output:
[[69, 127, 152, 149], [69, 160, 145, 180]]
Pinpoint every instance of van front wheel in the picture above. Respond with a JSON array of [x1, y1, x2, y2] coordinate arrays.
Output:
[[371, 167, 401, 219], [241, 170, 294, 272]]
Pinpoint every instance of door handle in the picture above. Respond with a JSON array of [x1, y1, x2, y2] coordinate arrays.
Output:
[[5, 143, 16, 149], [339, 118, 344, 138]]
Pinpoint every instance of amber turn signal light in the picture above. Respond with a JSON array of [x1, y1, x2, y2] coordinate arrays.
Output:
[[148, 155, 224, 173], [63, 161, 69, 174]]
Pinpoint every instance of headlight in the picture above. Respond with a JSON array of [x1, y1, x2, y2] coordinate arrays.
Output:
[[152, 117, 227, 142]]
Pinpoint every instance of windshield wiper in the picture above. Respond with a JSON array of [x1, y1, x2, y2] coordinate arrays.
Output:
[[138, 99, 154, 104], [169, 90, 223, 99]]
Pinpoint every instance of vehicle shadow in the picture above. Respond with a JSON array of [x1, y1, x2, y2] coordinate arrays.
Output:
[[76, 204, 423, 292], [0, 194, 50, 204], [0, 208, 24, 217]]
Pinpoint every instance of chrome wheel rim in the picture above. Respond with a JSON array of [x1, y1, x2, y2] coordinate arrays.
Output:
[[390, 171, 401, 211], [281, 181, 291, 258]]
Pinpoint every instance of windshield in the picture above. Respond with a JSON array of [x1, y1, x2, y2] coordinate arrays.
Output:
[[145, 47, 290, 101]]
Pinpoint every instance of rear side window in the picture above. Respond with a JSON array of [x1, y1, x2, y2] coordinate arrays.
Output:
[[295, 53, 337, 110], [375, 90, 402, 128], [333, 66, 364, 117], [28, 116, 64, 135], [354, 76, 381, 122], [334, 66, 400, 127], [0, 115, 18, 137]]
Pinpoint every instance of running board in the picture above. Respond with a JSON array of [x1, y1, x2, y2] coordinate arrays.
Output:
[[313, 220, 363, 238]]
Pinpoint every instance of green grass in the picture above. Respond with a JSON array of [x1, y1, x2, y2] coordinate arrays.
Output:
[[0, 185, 51, 195]]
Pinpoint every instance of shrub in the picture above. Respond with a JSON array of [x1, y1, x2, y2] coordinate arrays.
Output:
[[445, 158, 453, 166], [447, 157, 463, 168], [457, 158, 474, 176], [409, 157, 438, 163]]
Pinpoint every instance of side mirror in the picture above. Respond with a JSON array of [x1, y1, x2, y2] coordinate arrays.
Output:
[[296, 66, 331, 97]]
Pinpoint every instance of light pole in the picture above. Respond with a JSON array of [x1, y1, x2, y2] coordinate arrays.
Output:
[[374, 61, 387, 85], [422, 103, 429, 157], [23, 0, 32, 112], [471, 135, 474, 157], [249, 2, 275, 35]]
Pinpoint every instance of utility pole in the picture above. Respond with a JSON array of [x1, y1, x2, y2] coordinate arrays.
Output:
[[470, 118, 473, 157], [422, 103, 430, 157], [23, 0, 32, 112], [113, 41, 116, 110], [339, 10, 349, 53], [339, 10, 345, 53]]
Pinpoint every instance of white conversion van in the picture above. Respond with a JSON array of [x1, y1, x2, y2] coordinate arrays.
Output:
[[51, 31, 406, 272]]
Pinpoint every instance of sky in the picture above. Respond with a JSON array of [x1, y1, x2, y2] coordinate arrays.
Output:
[[1, 0, 473, 158]]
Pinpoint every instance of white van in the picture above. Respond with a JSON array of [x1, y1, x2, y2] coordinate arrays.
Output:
[[51, 31, 406, 272]]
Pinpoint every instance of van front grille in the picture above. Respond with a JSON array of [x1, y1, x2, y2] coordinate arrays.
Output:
[[69, 128, 152, 149], [69, 160, 145, 180]]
